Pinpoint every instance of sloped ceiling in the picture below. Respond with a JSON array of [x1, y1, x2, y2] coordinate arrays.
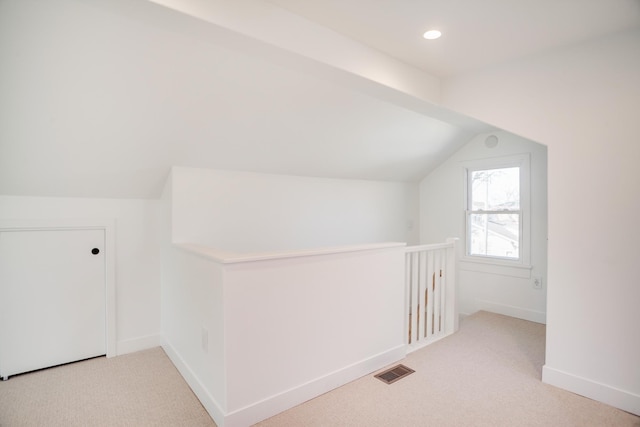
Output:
[[2, 0, 639, 199], [1, 0, 490, 199]]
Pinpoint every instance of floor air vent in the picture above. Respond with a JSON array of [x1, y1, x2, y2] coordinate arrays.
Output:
[[374, 364, 415, 384]]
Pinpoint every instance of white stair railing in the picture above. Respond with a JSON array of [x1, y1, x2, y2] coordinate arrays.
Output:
[[405, 238, 458, 352]]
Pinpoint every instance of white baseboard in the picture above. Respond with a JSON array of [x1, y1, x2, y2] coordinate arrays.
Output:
[[224, 345, 406, 427], [476, 300, 546, 324], [116, 334, 162, 356], [161, 340, 226, 426], [543, 365, 640, 416], [162, 338, 405, 427]]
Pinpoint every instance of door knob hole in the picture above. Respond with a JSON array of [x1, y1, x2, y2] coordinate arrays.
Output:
[[91, 248, 100, 255]]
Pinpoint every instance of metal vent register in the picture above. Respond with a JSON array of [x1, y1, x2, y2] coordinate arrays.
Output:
[[374, 364, 415, 384]]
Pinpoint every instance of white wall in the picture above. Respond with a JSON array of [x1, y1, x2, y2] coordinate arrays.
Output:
[[162, 246, 227, 420], [442, 29, 640, 415], [162, 240, 406, 427], [160, 172, 228, 420], [221, 245, 406, 426], [420, 131, 548, 323], [171, 167, 418, 252], [160, 169, 409, 426], [0, 195, 162, 354]]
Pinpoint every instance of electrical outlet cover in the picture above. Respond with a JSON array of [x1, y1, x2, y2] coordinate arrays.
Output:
[[532, 276, 542, 289]]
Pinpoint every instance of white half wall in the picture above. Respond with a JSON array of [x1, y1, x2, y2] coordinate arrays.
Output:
[[170, 167, 418, 252], [419, 131, 548, 323], [221, 246, 406, 417], [161, 241, 406, 427], [442, 29, 640, 415], [0, 195, 162, 354]]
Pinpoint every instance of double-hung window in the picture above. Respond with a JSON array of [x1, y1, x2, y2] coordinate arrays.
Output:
[[464, 154, 530, 267]]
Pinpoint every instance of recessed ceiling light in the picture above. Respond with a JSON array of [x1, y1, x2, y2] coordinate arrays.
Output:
[[423, 30, 442, 40]]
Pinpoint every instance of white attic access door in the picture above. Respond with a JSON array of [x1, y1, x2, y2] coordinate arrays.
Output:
[[0, 220, 116, 380]]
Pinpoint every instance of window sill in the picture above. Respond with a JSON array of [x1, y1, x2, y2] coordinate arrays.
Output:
[[460, 257, 532, 279]]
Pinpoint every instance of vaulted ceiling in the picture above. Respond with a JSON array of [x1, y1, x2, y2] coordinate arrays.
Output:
[[1, 0, 638, 198]]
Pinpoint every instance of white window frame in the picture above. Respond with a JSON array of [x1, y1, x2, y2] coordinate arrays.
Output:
[[462, 154, 531, 275]]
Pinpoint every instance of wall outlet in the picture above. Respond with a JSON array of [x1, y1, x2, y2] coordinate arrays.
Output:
[[532, 276, 543, 290], [201, 328, 209, 353]]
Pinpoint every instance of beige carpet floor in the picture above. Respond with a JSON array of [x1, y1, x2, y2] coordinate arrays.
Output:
[[257, 311, 639, 427], [1, 311, 638, 426], [0, 347, 215, 427]]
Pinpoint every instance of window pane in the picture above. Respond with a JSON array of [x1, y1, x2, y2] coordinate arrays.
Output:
[[471, 167, 520, 211], [470, 213, 519, 259]]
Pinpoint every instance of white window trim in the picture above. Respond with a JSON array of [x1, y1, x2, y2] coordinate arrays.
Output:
[[461, 154, 532, 275]]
